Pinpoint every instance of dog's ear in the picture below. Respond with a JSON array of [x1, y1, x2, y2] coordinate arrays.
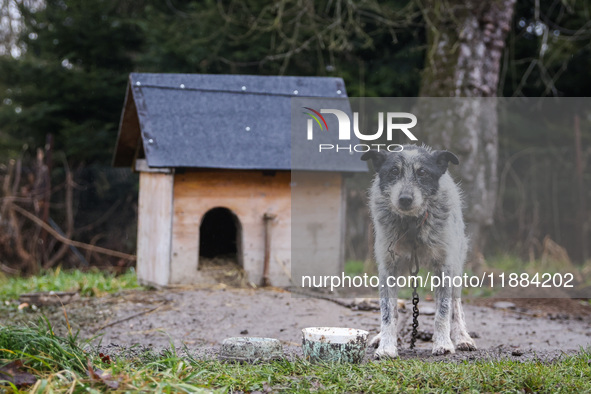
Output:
[[361, 150, 386, 171], [433, 150, 459, 173]]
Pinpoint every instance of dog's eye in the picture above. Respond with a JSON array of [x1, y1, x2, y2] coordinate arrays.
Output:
[[417, 168, 427, 177], [391, 167, 400, 176]]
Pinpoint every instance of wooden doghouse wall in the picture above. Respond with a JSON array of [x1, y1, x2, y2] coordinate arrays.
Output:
[[170, 170, 292, 286], [136, 171, 174, 286], [291, 171, 345, 286]]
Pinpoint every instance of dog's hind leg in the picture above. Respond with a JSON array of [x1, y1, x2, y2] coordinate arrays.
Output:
[[432, 267, 455, 355]]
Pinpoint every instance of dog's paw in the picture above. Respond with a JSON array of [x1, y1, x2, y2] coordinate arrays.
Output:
[[369, 333, 381, 348], [452, 331, 477, 351], [432, 343, 455, 356], [375, 344, 398, 359], [456, 340, 477, 351]]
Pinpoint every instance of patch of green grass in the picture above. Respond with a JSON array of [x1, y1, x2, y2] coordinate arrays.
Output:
[[0, 320, 87, 374], [0, 268, 141, 302], [485, 254, 531, 272], [463, 254, 591, 298], [344, 260, 366, 276], [485, 254, 583, 276], [1, 323, 590, 392]]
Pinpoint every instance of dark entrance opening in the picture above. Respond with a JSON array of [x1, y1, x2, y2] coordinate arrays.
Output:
[[199, 207, 242, 266]]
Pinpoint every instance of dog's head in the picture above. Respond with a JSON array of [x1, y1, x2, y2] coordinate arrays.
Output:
[[361, 145, 459, 217]]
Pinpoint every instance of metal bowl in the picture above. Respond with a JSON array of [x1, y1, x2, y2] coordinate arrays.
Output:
[[220, 337, 283, 362], [302, 327, 369, 363]]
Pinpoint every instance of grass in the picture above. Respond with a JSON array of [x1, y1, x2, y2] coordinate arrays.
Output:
[[0, 323, 590, 392], [0, 266, 589, 391], [344, 260, 366, 276], [0, 267, 141, 303], [0, 320, 87, 374]]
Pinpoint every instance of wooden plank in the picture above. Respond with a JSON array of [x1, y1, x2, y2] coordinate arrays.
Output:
[[137, 172, 174, 286], [291, 172, 344, 285], [134, 159, 173, 174]]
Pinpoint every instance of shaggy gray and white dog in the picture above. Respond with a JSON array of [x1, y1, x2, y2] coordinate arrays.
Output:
[[361, 144, 476, 357]]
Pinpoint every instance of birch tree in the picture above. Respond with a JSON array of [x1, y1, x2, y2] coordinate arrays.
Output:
[[417, 0, 517, 262]]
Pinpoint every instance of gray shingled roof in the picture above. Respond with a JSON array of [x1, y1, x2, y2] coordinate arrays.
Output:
[[112, 73, 367, 172]]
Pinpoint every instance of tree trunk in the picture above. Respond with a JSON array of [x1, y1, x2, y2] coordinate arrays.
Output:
[[417, 0, 516, 266]]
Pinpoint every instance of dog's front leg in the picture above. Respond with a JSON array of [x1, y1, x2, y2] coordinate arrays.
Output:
[[432, 267, 455, 355], [373, 268, 399, 359]]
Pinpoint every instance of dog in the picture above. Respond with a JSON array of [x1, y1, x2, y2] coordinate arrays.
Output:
[[361, 144, 477, 357]]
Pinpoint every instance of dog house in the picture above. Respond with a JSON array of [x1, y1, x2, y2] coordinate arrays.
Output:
[[112, 73, 366, 287]]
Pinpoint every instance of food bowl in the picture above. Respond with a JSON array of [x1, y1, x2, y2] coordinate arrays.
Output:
[[301, 327, 369, 363], [220, 337, 283, 362]]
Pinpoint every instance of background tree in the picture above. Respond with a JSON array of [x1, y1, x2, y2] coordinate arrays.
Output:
[[415, 0, 516, 265]]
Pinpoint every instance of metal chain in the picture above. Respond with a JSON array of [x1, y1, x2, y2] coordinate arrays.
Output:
[[409, 246, 420, 350]]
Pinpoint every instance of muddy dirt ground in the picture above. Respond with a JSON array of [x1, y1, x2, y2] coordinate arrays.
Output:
[[2, 286, 590, 362]]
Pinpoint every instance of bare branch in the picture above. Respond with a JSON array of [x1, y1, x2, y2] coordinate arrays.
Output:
[[11, 204, 136, 261]]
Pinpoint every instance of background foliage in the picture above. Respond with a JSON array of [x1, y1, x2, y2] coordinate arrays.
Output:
[[0, 0, 589, 271]]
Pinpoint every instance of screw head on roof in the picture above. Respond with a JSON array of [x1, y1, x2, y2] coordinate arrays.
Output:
[[241, 86, 246, 91], [337, 90, 342, 94], [148, 139, 154, 144], [180, 84, 185, 89], [293, 90, 299, 95], [136, 81, 141, 86], [245, 126, 251, 131]]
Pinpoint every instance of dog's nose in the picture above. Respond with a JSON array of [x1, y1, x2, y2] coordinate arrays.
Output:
[[399, 195, 413, 208]]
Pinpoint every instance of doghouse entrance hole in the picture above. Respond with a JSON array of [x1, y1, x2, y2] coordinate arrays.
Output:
[[199, 207, 242, 267]]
